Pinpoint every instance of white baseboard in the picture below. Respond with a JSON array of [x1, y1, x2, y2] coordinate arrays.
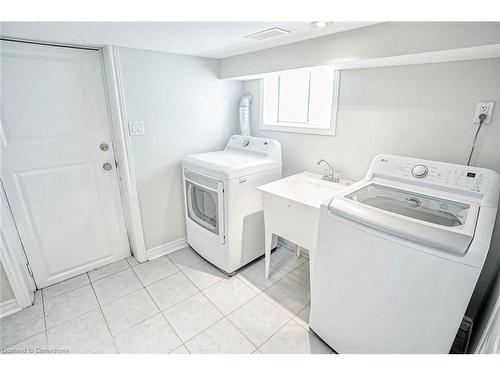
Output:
[[0, 298, 21, 318], [146, 237, 188, 261], [278, 238, 310, 259]]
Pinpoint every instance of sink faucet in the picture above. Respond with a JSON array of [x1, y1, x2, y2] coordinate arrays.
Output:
[[316, 159, 336, 182]]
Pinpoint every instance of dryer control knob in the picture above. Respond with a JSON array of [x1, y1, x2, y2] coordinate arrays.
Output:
[[411, 164, 428, 178]]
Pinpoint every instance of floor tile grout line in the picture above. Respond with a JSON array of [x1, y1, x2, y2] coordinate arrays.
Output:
[[125, 256, 139, 267], [91, 273, 144, 306], [216, 312, 258, 352], [131, 261, 188, 353], [30, 249, 309, 354], [272, 259, 308, 278], [127, 255, 190, 354], [94, 263, 182, 308], [87, 280, 120, 353], [42, 266, 292, 351], [181, 314, 226, 349], [255, 316, 296, 352], [166, 249, 205, 272], [43, 284, 110, 331], [131, 255, 186, 287], [42, 283, 115, 332], [0, 294, 47, 350], [39, 246, 291, 305], [168, 343, 188, 354], [155, 289, 200, 314], [191, 265, 289, 353], [225, 281, 301, 350], [35, 290, 49, 349], [87, 259, 132, 283], [193, 290, 257, 348], [256, 277, 310, 318], [42, 280, 91, 302], [86, 256, 207, 347], [41, 291, 49, 349], [170, 261, 233, 350], [41, 260, 130, 303], [252, 254, 312, 351], [90, 265, 136, 287], [95, 285, 144, 310], [258, 317, 331, 354], [194, 265, 299, 353], [259, 315, 295, 351]]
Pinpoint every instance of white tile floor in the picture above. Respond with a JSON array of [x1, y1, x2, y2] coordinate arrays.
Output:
[[0, 246, 332, 354]]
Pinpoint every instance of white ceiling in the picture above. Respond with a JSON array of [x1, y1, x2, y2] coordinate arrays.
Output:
[[0, 22, 379, 58]]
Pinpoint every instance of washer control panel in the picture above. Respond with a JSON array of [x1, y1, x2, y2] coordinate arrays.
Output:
[[371, 155, 489, 193]]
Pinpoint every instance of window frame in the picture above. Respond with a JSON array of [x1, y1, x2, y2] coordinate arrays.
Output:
[[260, 69, 341, 136]]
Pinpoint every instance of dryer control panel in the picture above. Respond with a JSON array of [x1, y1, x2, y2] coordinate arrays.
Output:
[[225, 135, 281, 161]]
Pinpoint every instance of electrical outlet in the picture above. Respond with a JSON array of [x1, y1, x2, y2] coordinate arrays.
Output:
[[473, 101, 495, 124]]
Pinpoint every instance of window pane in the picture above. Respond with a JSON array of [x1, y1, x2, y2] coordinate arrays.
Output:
[[278, 70, 309, 123], [262, 76, 279, 124], [308, 68, 334, 128]]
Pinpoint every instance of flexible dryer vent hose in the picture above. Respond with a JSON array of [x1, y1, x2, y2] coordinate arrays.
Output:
[[239, 93, 253, 137]]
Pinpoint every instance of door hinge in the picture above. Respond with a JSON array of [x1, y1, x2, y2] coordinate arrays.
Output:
[[27, 263, 33, 277], [115, 160, 118, 168]]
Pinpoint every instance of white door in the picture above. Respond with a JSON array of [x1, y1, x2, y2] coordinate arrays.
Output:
[[0, 40, 130, 288]]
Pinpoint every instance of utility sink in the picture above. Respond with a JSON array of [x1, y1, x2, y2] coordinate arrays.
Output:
[[257, 171, 355, 281], [258, 171, 352, 209]]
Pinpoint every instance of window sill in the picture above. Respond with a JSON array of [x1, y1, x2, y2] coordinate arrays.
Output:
[[260, 122, 335, 136]]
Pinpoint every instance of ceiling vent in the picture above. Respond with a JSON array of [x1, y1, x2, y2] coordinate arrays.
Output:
[[244, 27, 290, 41]]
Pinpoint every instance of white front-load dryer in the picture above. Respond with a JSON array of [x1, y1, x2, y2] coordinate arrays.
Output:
[[182, 135, 282, 274]]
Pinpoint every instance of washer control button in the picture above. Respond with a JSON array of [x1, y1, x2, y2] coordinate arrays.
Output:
[[411, 164, 428, 178]]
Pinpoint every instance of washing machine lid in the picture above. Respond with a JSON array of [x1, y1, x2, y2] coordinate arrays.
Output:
[[183, 149, 282, 180], [328, 181, 479, 255]]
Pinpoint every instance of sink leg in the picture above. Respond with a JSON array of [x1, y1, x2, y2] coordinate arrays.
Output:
[[265, 228, 273, 279], [295, 244, 301, 258]]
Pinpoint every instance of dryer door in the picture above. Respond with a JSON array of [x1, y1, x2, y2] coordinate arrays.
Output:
[[184, 170, 225, 244]]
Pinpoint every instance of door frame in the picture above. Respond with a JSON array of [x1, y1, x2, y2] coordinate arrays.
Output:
[[0, 180, 36, 310], [100, 45, 147, 262], [0, 38, 148, 309]]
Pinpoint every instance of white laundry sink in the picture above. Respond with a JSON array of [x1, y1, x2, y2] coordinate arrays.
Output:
[[257, 171, 353, 280], [259, 171, 352, 210]]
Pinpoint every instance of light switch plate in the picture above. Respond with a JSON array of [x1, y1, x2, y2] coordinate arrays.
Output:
[[128, 120, 145, 136]]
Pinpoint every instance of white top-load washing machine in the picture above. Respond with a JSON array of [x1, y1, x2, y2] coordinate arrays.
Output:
[[182, 135, 282, 274], [310, 154, 500, 353]]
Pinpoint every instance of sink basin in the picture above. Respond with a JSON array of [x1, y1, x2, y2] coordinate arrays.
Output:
[[258, 171, 353, 209], [303, 172, 352, 188]]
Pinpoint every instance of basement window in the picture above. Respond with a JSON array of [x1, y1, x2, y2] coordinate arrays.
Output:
[[261, 66, 340, 136]]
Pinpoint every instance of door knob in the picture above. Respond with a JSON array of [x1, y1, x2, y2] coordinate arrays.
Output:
[[103, 162, 112, 171], [100, 143, 109, 152]]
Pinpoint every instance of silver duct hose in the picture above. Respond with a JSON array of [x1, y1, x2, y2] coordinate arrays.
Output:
[[239, 93, 253, 137]]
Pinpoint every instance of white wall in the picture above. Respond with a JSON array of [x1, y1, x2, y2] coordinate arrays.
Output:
[[0, 263, 15, 303], [244, 57, 500, 319], [220, 22, 500, 78], [119, 47, 243, 251]]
